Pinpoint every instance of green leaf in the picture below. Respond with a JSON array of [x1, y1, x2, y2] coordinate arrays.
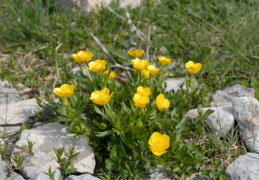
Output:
[[94, 106, 108, 119], [111, 144, 126, 158], [251, 77, 259, 100], [95, 130, 115, 137]]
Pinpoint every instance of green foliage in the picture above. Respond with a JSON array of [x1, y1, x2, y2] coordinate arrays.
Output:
[[23, 140, 36, 155], [12, 154, 25, 171], [251, 77, 259, 100], [43, 167, 56, 180]]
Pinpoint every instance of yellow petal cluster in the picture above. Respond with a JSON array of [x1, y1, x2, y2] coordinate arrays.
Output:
[[53, 84, 75, 98], [72, 51, 93, 63], [141, 69, 149, 79], [158, 56, 172, 66], [149, 132, 170, 156], [128, 49, 145, 57], [131, 59, 150, 70], [105, 70, 116, 80], [133, 93, 150, 108], [137, 86, 151, 96], [90, 88, 114, 105], [147, 65, 160, 75], [156, 94, 170, 111], [88, 59, 107, 72], [185, 61, 202, 74]]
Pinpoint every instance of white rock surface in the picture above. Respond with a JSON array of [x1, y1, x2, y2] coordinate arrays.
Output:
[[32, 169, 62, 180], [0, 126, 21, 137], [0, 155, 10, 180], [71, 66, 88, 76], [165, 77, 186, 92], [225, 153, 259, 180], [6, 172, 25, 180], [23, 166, 40, 179], [12, 123, 95, 174], [211, 84, 255, 107], [233, 97, 259, 152], [0, 98, 42, 125], [0, 87, 20, 105], [66, 174, 101, 180], [184, 106, 234, 137]]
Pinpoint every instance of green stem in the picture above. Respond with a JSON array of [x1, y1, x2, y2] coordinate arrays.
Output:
[[83, 62, 93, 82]]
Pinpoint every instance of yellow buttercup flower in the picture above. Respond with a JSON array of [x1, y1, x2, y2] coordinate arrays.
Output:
[[147, 65, 160, 75], [104, 70, 116, 80], [156, 94, 170, 111], [72, 51, 93, 63], [53, 84, 75, 98], [133, 93, 150, 108], [141, 69, 149, 79], [137, 86, 151, 96], [158, 56, 172, 66], [131, 59, 150, 70], [149, 132, 170, 156], [90, 88, 114, 105], [185, 61, 202, 74], [128, 49, 145, 57], [88, 59, 107, 72]]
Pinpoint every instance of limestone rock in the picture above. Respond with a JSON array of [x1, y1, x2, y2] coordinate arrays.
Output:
[[0, 98, 42, 125], [211, 84, 255, 107], [6, 172, 25, 180], [70, 66, 88, 76], [191, 175, 213, 180], [142, 165, 171, 180], [0, 155, 10, 180], [23, 166, 40, 179], [0, 126, 21, 137], [233, 97, 259, 152], [225, 153, 259, 180], [32, 169, 62, 180], [12, 122, 95, 174], [165, 77, 186, 92], [184, 106, 234, 137], [66, 174, 101, 180], [0, 87, 20, 105]]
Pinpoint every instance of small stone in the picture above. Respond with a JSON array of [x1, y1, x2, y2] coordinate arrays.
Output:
[[6, 172, 25, 180], [142, 165, 171, 180], [191, 175, 213, 180], [66, 174, 101, 180], [225, 153, 259, 180], [165, 77, 186, 92], [211, 84, 255, 107], [0, 157, 10, 180], [32, 169, 62, 180], [70, 66, 88, 76], [233, 97, 259, 152], [22, 166, 40, 179]]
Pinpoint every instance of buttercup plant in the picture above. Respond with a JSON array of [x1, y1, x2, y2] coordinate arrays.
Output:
[[51, 47, 215, 179]]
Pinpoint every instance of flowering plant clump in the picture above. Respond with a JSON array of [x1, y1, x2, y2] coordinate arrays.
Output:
[[50, 47, 213, 179]]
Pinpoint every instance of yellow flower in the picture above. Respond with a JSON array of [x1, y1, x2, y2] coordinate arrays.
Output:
[[156, 94, 170, 111], [53, 84, 75, 98], [141, 69, 149, 79], [128, 49, 145, 57], [90, 88, 114, 105], [88, 59, 107, 72], [147, 65, 160, 75], [72, 51, 93, 63], [137, 86, 151, 96], [149, 132, 170, 156], [133, 93, 150, 108], [185, 61, 202, 74], [131, 59, 150, 70], [105, 70, 116, 80], [158, 56, 172, 66]]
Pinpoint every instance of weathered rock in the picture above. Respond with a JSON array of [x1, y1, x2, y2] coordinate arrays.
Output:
[[6, 172, 25, 180], [22, 152, 60, 171], [191, 175, 213, 180], [66, 174, 101, 180], [0, 87, 20, 105], [0, 126, 21, 137], [142, 165, 171, 180], [211, 84, 255, 107], [0, 80, 9, 88], [32, 169, 62, 180], [12, 123, 95, 174], [225, 153, 259, 180], [23, 166, 40, 179], [0, 155, 11, 180], [0, 98, 42, 125], [70, 66, 88, 76], [165, 77, 186, 92], [233, 97, 259, 152], [184, 106, 234, 137]]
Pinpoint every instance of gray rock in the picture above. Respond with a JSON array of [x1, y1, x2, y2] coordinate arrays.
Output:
[[0, 126, 21, 137], [142, 165, 170, 180], [22, 166, 40, 179], [12, 123, 95, 174], [0, 98, 42, 125], [191, 175, 213, 180], [32, 169, 62, 180], [0, 157, 10, 180], [184, 106, 234, 137], [225, 153, 259, 180], [165, 77, 186, 92], [70, 66, 88, 76], [211, 84, 255, 107], [0, 87, 20, 105], [66, 174, 101, 180], [233, 97, 259, 152], [6, 172, 25, 180]]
